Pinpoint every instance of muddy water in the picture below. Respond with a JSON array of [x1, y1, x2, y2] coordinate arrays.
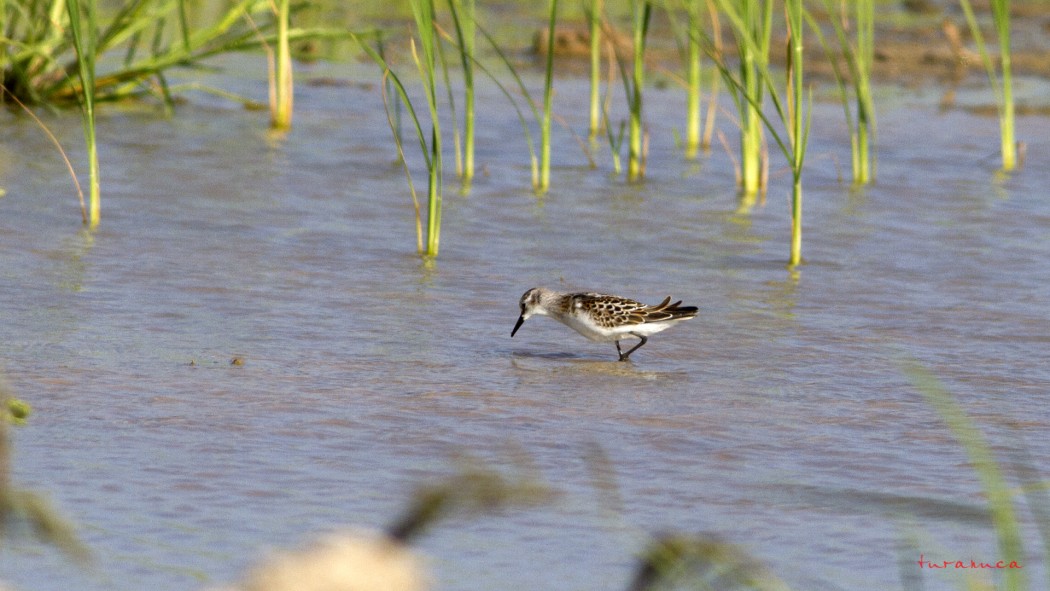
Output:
[[1, 62, 1048, 591]]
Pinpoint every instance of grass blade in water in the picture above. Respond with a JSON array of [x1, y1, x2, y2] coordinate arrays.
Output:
[[66, 0, 101, 228]]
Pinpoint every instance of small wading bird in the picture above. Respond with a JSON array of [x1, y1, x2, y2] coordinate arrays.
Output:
[[511, 287, 698, 361]]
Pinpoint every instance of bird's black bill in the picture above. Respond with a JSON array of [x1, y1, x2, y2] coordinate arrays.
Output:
[[511, 315, 525, 337]]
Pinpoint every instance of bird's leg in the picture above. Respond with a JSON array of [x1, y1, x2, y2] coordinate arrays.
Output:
[[615, 341, 625, 361], [618, 333, 647, 361]]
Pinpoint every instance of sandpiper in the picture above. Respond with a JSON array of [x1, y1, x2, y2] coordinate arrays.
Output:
[[510, 287, 698, 361]]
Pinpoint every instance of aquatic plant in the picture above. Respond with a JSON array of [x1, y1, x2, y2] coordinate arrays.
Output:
[[784, 0, 807, 267], [712, 0, 810, 266], [65, 0, 100, 229], [537, 0, 558, 194], [270, 0, 294, 130], [3, 0, 349, 227], [701, 0, 722, 152], [815, 0, 875, 184], [353, 2, 443, 256], [408, 0, 443, 256], [957, 0, 1017, 172], [672, 0, 703, 159], [0, 87, 90, 222], [587, 0, 604, 137], [472, 24, 541, 188], [666, 0, 720, 158], [685, 0, 703, 159], [447, 0, 477, 189], [717, 0, 772, 196], [0, 0, 340, 107], [626, 0, 651, 182], [903, 362, 1027, 590]]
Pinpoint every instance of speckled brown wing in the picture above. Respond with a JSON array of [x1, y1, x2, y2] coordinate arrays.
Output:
[[571, 293, 697, 328], [569, 293, 643, 328]]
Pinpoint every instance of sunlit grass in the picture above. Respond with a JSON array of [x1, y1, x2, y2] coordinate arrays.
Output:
[[65, 0, 100, 229], [626, 0, 651, 182], [2, 0, 344, 107], [680, 0, 703, 159], [448, 0, 477, 189], [587, 0, 604, 137], [537, 0, 558, 194], [712, 0, 810, 267], [958, 0, 1017, 172], [270, 0, 294, 130], [815, 0, 876, 184], [353, 3, 443, 257], [409, 0, 442, 257], [716, 0, 772, 197]]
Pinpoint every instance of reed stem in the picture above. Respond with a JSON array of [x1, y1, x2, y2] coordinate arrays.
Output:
[[627, 0, 650, 182], [270, 0, 293, 129], [66, 0, 100, 229], [958, 0, 1016, 172], [787, 0, 804, 267], [449, 0, 476, 187], [854, 0, 874, 183], [685, 0, 702, 159], [410, 0, 442, 255], [732, 0, 771, 196], [588, 0, 603, 136], [812, 0, 876, 184], [538, 0, 558, 193], [713, 0, 809, 267], [701, 0, 720, 151], [994, 0, 1015, 171]]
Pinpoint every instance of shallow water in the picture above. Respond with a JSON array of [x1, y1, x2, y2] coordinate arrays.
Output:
[[1, 59, 1048, 591]]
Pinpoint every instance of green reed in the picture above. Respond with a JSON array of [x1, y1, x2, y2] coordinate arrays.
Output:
[[903, 362, 1027, 591], [785, 0, 806, 267], [587, 0, 604, 136], [816, 0, 875, 184], [626, 0, 651, 182], [269, 0, 293, 129], [715, 0, 772, 196], [0, 86, 89, 222], [683, 0, 703, 159], [410, 0, 442, 256], [65, 0, 100, 229], [701, 0, 722, 151], [473, 23, 541, 187], [667, 0, 718, 158], [713, 0, 809, 267], [2, 0, 343, 107], [958, 0, 1016, 172], [354, 3, 443, 256], [447, 0, 476, 189], [537, 0, 558, 194]]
